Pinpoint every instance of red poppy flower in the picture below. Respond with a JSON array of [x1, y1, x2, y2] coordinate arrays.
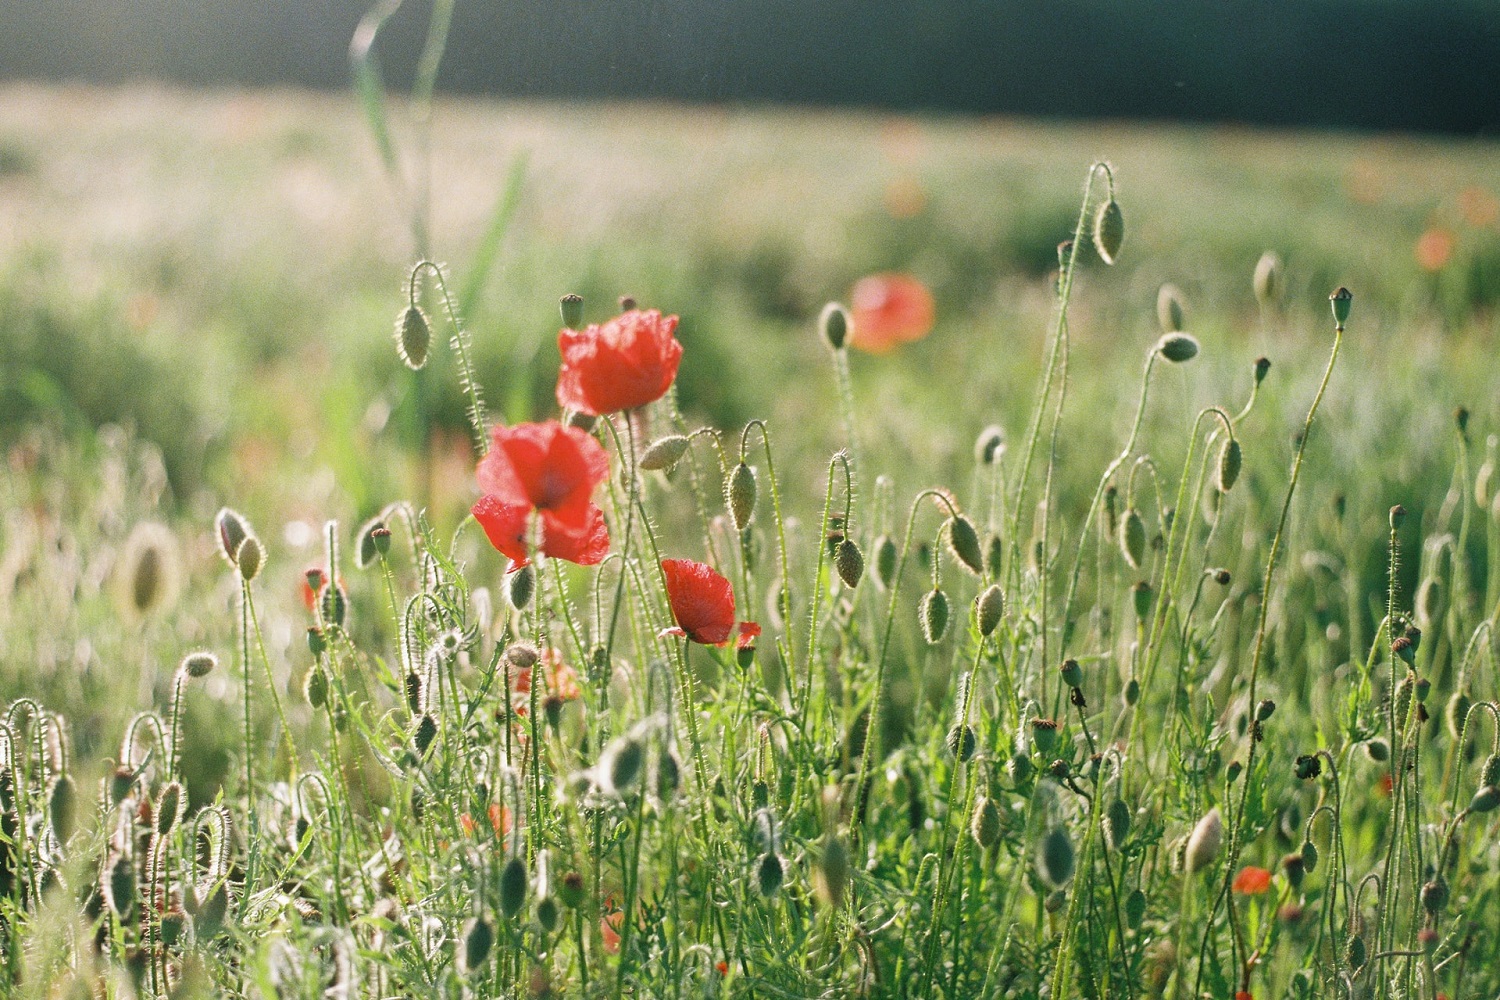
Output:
[[1232, 866, 1273, 895], [556, 308, 684, 416], [659, 558, 761, 648], [471, 421, 610, 569], [848, 272, 935, 353]]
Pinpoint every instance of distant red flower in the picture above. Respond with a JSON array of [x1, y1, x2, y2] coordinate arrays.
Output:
[[556, 308, 684, 416], [301, 567, 325, 612], [1236, 992, 1253, 1000], [659, 558, 761, 648], [1233, 866, 1273, 895], [848, 273, 935, 353], [472, 421, 610, 569], [543, 648, 582, 701]]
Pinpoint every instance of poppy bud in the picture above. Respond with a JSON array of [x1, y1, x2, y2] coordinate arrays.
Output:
[[1455, 405, 1470, 435], [726, 462, 757, 530], [1253, 252, 1281, 307], [605, 737, 645, 793], [156, 781, 184, 836], [756, 852, 785, 897], [1226, 759, 1243, 783], [656, 749, 682, 800], [1156, 283, 1186, 333], [355, 518, 387, 569], [1030, 718, 1061, 754], [559, 293, 584, 330], [1416, 577, 1442, 630], [1156, 332, 1200, 363], [976, 584, 1005, 637], [1125, 888, 1147, 928], [109, 766, 134, 805], [1470, 785, 1500, 813], [1217, 439, 1242, 493], [1447, 690, 1472, 739], [1104, 799, 1132, 851], [1007, 752, 1033, 784], [639, 434, 691, 472], [946, 724, 976, 762], [872, 534, 898, 589], [1213, 568, 1231, 586], [104, 853, 137, 918], [1421, 878, 1448, 915], [1294, 754, 1322, 780], [1185, 807, 1223, 874], [1040, 827, 1076, 886], [1330, 286, 1352, 328], [413, 714, 437, 756], [819, 302, 849, 351], [1123, 678, 1140, 706], [306, 626, 327, 657], [463, 917, 493, 973], [946, 516, 984, 575], [396, 305, 431, 370], [1481, 753, 1500, 787], [972, 797, 1001, 848], [1093, 199, 1125, 265], [160, 908, 187, 947], [815, 837, 850, 908], [215, 508, 249, 566], [974, 425, 1006, 465], [1253, 356, 1271, 385], [1132, 580, 1153, 622], [304, 667, 328, 709], [1120, 508, 1146, 568], [319, 579, 346, 627], [508, 564, 535, 611], [506, 643, 540, 669], [1281, 852, 1304, 890], [49, 775, 76, 843], [181, 651, 217, 678], [919, 588, 950, 644], [1345, 934, 1367, 970], [537, 896, 560, 933], [558, 872, 585, 909], [236, 536, 264, 583], [835, 539, 864, 589], [1256, 699, 1276, 722], [1300, 838, 1318, 873], [499, 857, 528, 918]]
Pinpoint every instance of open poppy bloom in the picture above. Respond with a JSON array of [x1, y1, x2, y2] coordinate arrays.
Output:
[[1232, 866, 1273, 895], [659, 558, 761, 648], [472, 421, 610, 569], [848, 272, 935, 353], [556, 308, 684, 416]]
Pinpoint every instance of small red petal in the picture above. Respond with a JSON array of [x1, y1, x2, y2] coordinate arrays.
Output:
[[1232, 866, 1273, 895], [736, 622, 762, 650]]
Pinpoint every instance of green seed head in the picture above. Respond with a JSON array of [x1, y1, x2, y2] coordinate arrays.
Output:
[[559, 293, 584, 330], [1420, 878, 1448, 916], [946, 515, 985, 575], [1040, 827, 1076, 886], [835, 539, 865, 590], [819, 302, 850, 351], [920, 588, 950, 644], [1155, 332, 1200, 363], [396, 305, 431, 370], [1253, 252, 1281, 307], [1030, 718, 1061, 754], [727, 462, 758, 531], [558, 872, 586, 909], [1217, 439, 1242, 493], [1330, 286, 1352, 328], [1060, 658, 1082, 688], [1156, 283, 1186, 333], [1093, 199, 1125, 265], [639, 434, 691, 472]]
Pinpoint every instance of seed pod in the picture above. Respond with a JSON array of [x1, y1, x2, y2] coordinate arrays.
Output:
[[1364, 738, 1389, 762], [820, 302, 850, 351], [1039, 827, 1076, 886], [1120, 508, 1146, 568], [1156, 283, 1186, 333], [156, 781, 184, 836], [1155, 332, 1200, 363], [413, 714, 438, 756], [1217, 439, 1242, 493], [508, 564, 535, 611], [1093, 199, 1125, 265], [1300, 838, 1319, 873], [985, 533, 1004, 578], [235, 536, 264, 583], [872, 534, 898, 589], [756, 852, 785, 897], [972, 797, 1001, 848], [920, 588, 950, 644], [1469, 785, 1500, 813], [1132, 580, 1153, 622], [395, 305, 431, 370], [976, 584, 1005, 637], [1030, 718, 1061, 754], [1421, 878, 1448, 916], [974, 425, 1006, 465], [49, 775, 76, 843], [1281, 852, 1305, 890], [460, 916, 493, 973], [606, 738, 645, 793], [319, 580, 346, 627], [1345, 933, 1367, 970], [946, 724, 976, 762], [304, 667, 328, 709], [1058, 658, 1082, 688], [835, 539, 864, 589], [656, 750, 681, 801], [1330, 286, 1352, 328], [1104, 799, 1132, 851], [558, 293, 584, 330], [1448, 691, 1473, 739], [215, 508, 250, 566], [946, 516, 984, 575], [640, 434, 691, 472], [1185, 807, 1223, 874], [815, 837, 850, 909], [499, 858, 528, 918], [104, 853, 137, 918], [1253, 252, 1281, 307], [727, 462, 757, 530], [1125, 888, 1147, 928], [1482, 754, 1500, 788], [558, 872, 586, 909]]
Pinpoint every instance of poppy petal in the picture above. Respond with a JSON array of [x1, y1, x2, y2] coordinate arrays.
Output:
[[472, 494, 530, 567], [540, 504, 610, 566], [557, 310, 683, 415], [660, 558, 736, 645]]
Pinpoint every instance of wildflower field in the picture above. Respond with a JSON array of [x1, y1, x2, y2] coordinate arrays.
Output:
[[3, 83, 1500, 999]]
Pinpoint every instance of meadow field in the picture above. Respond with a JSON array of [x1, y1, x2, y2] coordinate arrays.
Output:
[[2, 83, 1500, 998]]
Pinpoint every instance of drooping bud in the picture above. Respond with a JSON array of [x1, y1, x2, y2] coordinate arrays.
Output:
[[919, 588, 950, 644], [1132, 580, 1153, 622], [355, 518, 387, 569], [946, 724, 976, 762], [104, 853, 137, 918], [1447, 690, 1473, 739], [463, 917, 494, 974], [215, 508, 249, 566], [1217, 438, 1242, 493], [835, 539, 865, 589], [413, 714, 438, 756], [1253, 356, 1271, 385], [974, 425, 1006, 465], [726, 462, 757, 530], [1185, 807, 1223, 873], [946, 516, 984, 575], [1120, 508, 1146, 568], [1156, 283, 1186, 333], [1421, 878, 1448, 916], [756, 852, 785, 897], [1125, 888, 1147, 928], [1039, 827, 1076, 886], [235, 536, 264, 583], [499, 857, 528, 918], [972, 797, 1001, 848], [1093, 199, 1125, 265], [814, 837, 850, 908], [1481, 754, 1500, 787], [508, 564, 535, 611], [656, 749, 682, 800], [1281, 851, 1305, 890], [976, 584, 1005, 637], [1104, 799, 1132, 851], [819, 302, 850, 351], [639, 434, 691, 472], [156, 781, 184, 836], [1155, 332, 1200, 363], [181, 651, 217, 678], [1253, 252, 1281, 307], [1330, 286, 1352, 328], [604, 737, 645, 793], [1469, 785, 1500, 814], [396, 305, 431, 370], [873, 534, 898, 589]]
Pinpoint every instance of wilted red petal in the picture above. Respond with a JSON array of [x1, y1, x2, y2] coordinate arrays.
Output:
[[848, 273, 935, 353], [736, 622, 762, 650], [556, 309, 683, 415], [1232, 866, 1273, 895], [660, 558, 736, 645]]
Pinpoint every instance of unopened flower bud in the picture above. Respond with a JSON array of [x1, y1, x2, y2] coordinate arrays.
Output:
[[508, 564, 535, 610], [181, 651, 217, 678], [1157, 283, 1186, 333], [835, 539, 864, 589], [639, 434, 691, 472], [1185, 807, 1223, 874], [1120, 508, 1146, 568], [946, 724, 976, 762], [1253, 252, 1281, 307], [1040, 827, 1076, 886], [396, 305, 431, 370], [1156, 332, 1200, 363], [726, 462, 757, 530], [972, 797, 1001, 848], [974, 425, 1006, 465], [946, 516, 984, 575], [499, 857, 528, 918], [1093, 199, 1125, 265], [463, 917, 493, 974], [920, 588, 950, 644], [1217, 438, 1242, 493], [235, 536, 264, 582], [976, 584, 1006, 637], [819, 302, 849, 351]]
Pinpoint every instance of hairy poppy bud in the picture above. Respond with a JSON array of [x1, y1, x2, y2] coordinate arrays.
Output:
[[559, 293, 584, 330], [1253, 252, 1281, 307], [104, 853, 137, 918], [1421, 878, 1448, 915], [1217, 439, 1242, 493], [215, 508, 249, 566], [756, 852, 785, 897], [181, 651, 217, 678], [305, 667, 329, 709], [1104, 799, 1132, 851], [975, 425, 1006, 465], [1300, 838, 1318, 873], [1132, 580, 1153, 622], [307, 626, 327, 657], [1447, 690, 1472, 739], [727, 462, 757, 530], [872, 534, 897, 589], [1007, 752, 1034, 784], [1346, 934, 1367, 970], [972, 797, 1001, 848], [156, 781, 184, 835], [1482, 754, 1500, 788], [1416, 577, 1442, 630], [319, 579, 346, 627], [1040, 827, 1076, 886], [1213, 568, 1232, 586], [1185, 807, 1223, 873], [819, 302, 850, 351], [815, 837, 850, 908], [537, 896, 560, 933], [1093, 199, 1124, 265], [1123, 678, 1140, 706], [1281, 852, 1305, 889], [1120, 508, 1146, 568], [656, 749, 681, 800], [1330, 286, 1352, 328], [355, 518, 387, 569], [414, 714, 438, 756], [639, 434, 691, 472], [946, 516, 984, 575], [508, 564, 535, 611], [463, 917, 494, 973], [236, 536, 264, 583], [835, 539, 864, 589], [946, 724, 976, 762], [1156, 284, 1186, 333], [499, 857, 528, 918], [1125, 888, 1147, 928], [49, 775, 76, 843], [1253, 356, 1271, 385], [1294, 754, 1322, 780], [396, 305, 431, 370], [976, 584, 1005, 637], [920, 588, 950, 644], [605, 737, 645, 793], [1156, 332, 1200, 363], [1470, 785, 1500, 814]]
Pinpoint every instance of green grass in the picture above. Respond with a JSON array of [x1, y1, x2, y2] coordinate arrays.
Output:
[[1, 83, 1500, 998]]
